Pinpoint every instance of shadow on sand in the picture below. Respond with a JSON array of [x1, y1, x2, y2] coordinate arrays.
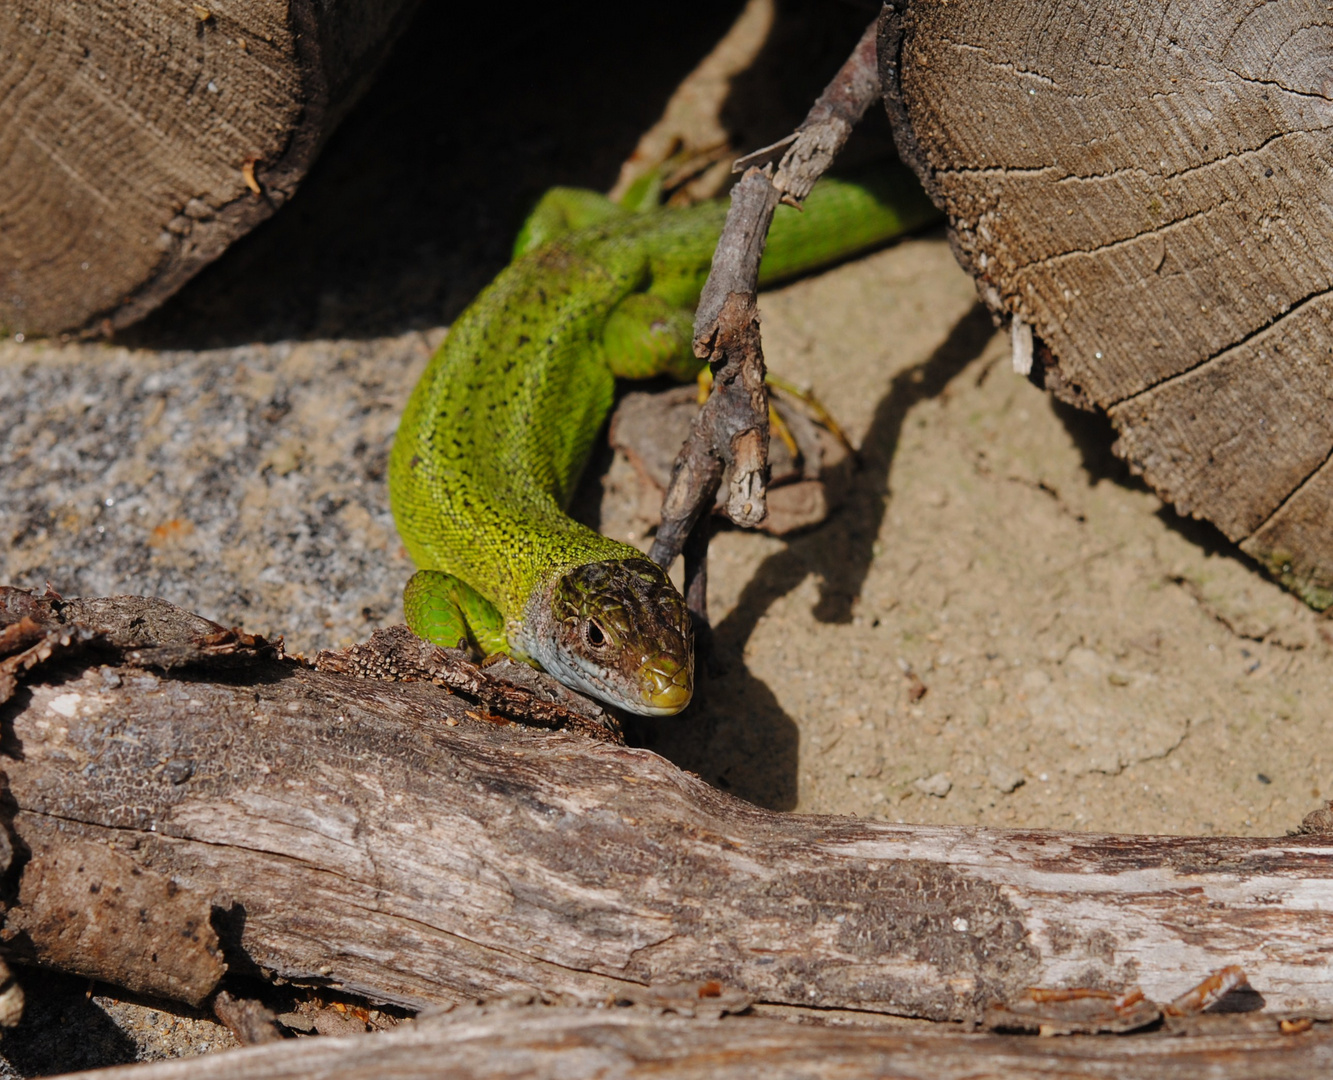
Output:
[[630, 303, 997, 809]]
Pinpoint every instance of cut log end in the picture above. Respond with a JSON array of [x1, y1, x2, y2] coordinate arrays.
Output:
[[0, 0, 419, 337], [878, 1, 1333, 607]]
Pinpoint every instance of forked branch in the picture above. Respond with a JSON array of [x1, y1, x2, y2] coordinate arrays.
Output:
[[649, 19, 883, 625]]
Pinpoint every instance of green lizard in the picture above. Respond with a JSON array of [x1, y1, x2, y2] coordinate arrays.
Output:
[[388, 163, 937, 715]]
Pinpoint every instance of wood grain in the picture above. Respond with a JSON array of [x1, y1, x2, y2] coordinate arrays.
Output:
[[55, 1005, 1333, 1080], [0, 0, 417, 336], [1243, 453, 1333, 607], [879, 0, 1333, 608]]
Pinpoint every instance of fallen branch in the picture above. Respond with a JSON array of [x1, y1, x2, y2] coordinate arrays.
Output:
[[649, 18, 883, 625], [3, 590, 1333, 1025]]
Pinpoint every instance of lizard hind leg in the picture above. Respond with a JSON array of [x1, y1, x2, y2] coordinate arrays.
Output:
[[695, 366, 855, 460], [602, 293, 700, 381], [403, 570, 509, 657]]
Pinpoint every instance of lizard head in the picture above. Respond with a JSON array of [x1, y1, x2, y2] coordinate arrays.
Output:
[[531, 557, 693, 715]]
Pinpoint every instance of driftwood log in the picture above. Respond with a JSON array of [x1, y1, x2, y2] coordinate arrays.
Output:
[[3, 588, 1333, 1030], [55, 1004, 1333, 1080], [0, 0, 418, 337], [878, 0, 1333, 610]]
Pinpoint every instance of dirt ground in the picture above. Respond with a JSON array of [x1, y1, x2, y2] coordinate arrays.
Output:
[[2, 0, 1332, 1070]]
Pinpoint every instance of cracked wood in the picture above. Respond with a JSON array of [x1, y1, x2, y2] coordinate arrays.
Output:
[[879, 0, 1333, 608], [4, 591, 1333, 1020], [0, 0, 418, 336]]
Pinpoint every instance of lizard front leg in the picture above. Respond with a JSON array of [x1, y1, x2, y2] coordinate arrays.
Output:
[[403, 570, 509, 658]]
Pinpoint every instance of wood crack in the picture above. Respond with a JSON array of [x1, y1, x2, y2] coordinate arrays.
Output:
[[1027, 207, 1210, 271], [1243, 438, 1333, 544], [936, 106, 1321, 188], [1109, 280, 1333, 410], [1224, 70, 1333, 104], [22, 806, 371, 882]]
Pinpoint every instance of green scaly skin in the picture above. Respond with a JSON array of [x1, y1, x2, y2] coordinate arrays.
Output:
[[389, 163, 938, 715]]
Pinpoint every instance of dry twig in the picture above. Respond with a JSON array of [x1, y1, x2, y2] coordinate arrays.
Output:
[[649, 19, 883, 627]]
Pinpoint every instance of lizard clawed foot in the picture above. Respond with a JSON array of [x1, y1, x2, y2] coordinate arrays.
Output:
[[695, 368, 855, 468]]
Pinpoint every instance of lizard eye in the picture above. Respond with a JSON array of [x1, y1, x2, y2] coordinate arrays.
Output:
[[584, 619, 608, 649]]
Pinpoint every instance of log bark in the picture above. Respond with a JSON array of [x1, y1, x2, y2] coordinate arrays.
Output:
[[51, 1004, 1333, 1080], [878, 0, 1333, 609], [0, 0, 418, 337], [4, 590, 1333, 1026]]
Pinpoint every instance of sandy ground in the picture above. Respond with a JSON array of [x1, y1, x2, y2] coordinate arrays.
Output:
[[633, 235, 1333, 836], [0, 972, 237, 1076], [3, 0, 1332, 1070]]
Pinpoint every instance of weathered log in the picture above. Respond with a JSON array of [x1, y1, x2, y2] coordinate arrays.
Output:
[[878, 0, 1333, 609], [53, 1004, 1333, 1080], [4, 589, 1333, 1024], [0, 0, 418, 337]]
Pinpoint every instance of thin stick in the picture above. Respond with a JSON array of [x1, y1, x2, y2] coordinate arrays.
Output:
[[649, 19, 884, 629]]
